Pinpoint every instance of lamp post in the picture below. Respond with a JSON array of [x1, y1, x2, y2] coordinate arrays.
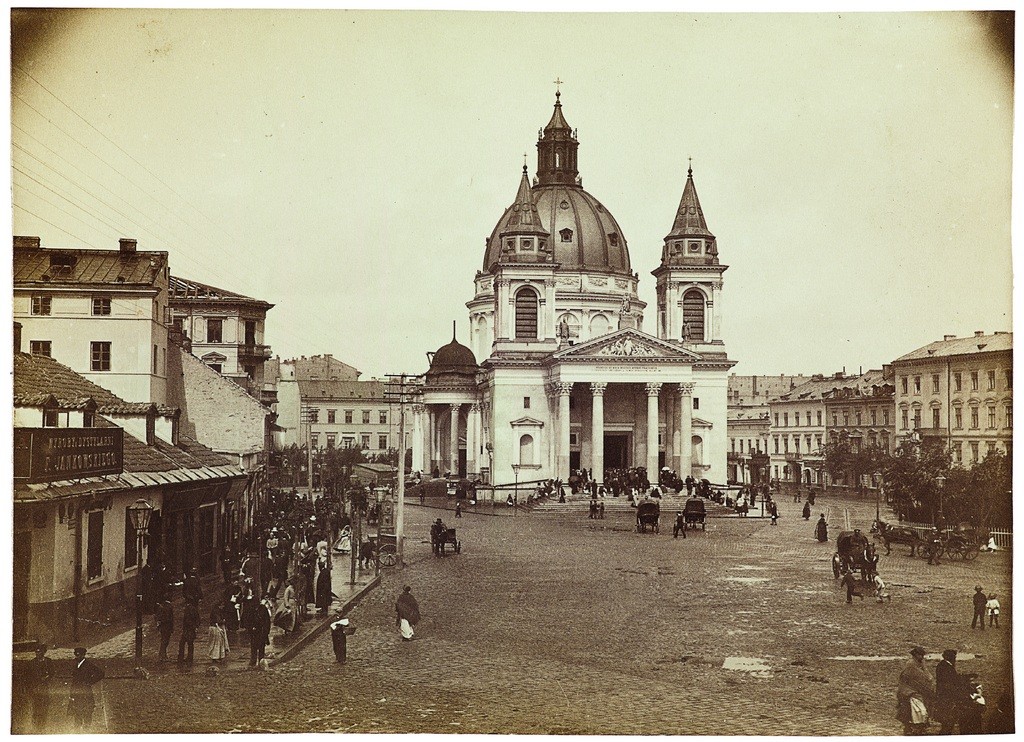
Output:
[[935, 475, 947, 528], [127, 498, 154, 676], [511, 464, 521, 517]]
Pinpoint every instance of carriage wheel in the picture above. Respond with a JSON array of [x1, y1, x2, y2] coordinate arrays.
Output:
[[964, 545, 980, 561], [455, 541, 462, 554], [379, 546, 397, 567]]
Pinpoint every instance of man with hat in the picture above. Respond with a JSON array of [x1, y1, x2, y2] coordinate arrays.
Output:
[[896, 646, 934, 735], [971, 586, 987, 630], [68, 647, 104, 732], [935, 648, 974, 734], [330, 617, 356, 663]]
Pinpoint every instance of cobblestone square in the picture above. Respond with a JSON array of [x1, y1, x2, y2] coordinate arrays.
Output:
[[99, 493, 1012, 734]]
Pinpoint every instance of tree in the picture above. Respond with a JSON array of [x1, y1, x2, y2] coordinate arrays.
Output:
[[938, 452, 1011, 529], [821, 436, 889, 494], [880, 440, 951, 522]]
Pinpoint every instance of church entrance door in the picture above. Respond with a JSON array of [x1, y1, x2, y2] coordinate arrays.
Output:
[[604, 434, 630, 470]]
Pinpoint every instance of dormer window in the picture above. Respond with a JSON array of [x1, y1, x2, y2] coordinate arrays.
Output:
[[538, 239, 547, 252], [608, 232, 619, 247], [559, 228, 573, 242], [688, 241, 701, 253], [521, 239, 533, 251], [505, 239, 514, 251]]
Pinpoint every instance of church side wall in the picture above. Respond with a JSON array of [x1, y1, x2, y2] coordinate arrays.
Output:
[[694, 368, 730, 484], [487, 368, 553, 486]]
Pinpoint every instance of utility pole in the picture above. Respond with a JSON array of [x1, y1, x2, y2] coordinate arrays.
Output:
[[385, 373, 422, 567], [301, 406, 314, 501]]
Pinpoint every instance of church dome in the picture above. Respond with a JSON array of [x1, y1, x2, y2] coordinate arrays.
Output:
[[483, 185, 631, 276], [427, 337, 478, 377], [482, 92, 631, 277]]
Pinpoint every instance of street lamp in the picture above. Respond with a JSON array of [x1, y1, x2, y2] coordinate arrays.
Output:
[[127, 498, 154, 676], [935, 475, 947, 527], [511, 463, 521, 517]]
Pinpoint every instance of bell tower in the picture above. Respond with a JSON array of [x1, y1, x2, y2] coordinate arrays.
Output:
[[490, 165, 558, 355], [651, 163, 728, 349]]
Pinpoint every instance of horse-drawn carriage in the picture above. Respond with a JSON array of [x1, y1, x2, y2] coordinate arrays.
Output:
[[636, 500, 660, 533], [430, 524, 462, 555], [832, 530, 878, 580], [682, 497, 707, 531], [873, 520, 927, 557], [873, 520, 982, 561]]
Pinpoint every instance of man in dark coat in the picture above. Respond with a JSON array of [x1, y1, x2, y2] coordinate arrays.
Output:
[[935, 649, 973, 734], [330, 617, 355, 663], [24, 644, 54, 732], [182, 567, 203, 605], [395, 586, 420, 641], [802, 501, 811, 520], [155, 598, 174, 660], [315, 563, 333, 614], [673, 511, 686, 540], [971, 586, 987, 630], [815, 514, 829, 542], [250, 598, 273, 666], [178, 601, 200, 663], [68, 648, 104, 732]]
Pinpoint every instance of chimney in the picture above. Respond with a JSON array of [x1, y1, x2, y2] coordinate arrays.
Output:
[[882, 363, 892, 378], [13, 236, 41, 250], [974, 330, 985, 338], [943, 334, 956, 341], [119, 238, 137, 254], [13, 322, 22, 354], [834, 371, 844, 380]]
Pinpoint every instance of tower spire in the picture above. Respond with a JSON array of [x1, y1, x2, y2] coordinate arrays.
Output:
[[536, 89, 579, 187]]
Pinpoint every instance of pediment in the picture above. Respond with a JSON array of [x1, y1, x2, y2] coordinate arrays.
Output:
[[552, 329, 701, 362], [201, 352, 228, 363], [510, 416, 545, 427]]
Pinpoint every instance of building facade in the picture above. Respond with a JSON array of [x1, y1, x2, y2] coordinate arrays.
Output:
[[13, 344, 245, 643], [413, 92, 735, 485], [822, 367, 896, 489], [727, 374, 808, 485], [13, 236, 171, 405], [892, 332, 1013, 466], [168, 275, 276, 407]]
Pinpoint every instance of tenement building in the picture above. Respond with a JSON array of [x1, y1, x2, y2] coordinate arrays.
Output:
[[412, 91, 735, 485], [13, 236, 171, 405], [727, 374, 809, 486], [892, 332, 1013, 465], [821, 367, 896, 490]]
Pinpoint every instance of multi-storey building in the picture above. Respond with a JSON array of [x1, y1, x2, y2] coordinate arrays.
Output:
[[768, 372, 861, 487], [892, 332, 1013, 466], [727, 374, 808, 485], [168, 275, 276, 407], [822, 367, 896, 489], [13, 236, 171, 404], [295, 380, 392, 453]]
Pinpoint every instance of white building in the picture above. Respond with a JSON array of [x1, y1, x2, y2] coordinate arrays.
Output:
[[412, 92, 735, 485], [13, 236, 171, 405]]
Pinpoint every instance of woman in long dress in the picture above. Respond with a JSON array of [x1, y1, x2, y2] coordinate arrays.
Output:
[[334, 525, 352, 554], [208, 608, 229, 662], [274, 579, 298, 633]]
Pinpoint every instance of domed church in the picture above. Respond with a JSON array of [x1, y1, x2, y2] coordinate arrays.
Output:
[[412, 91, 735, 487]]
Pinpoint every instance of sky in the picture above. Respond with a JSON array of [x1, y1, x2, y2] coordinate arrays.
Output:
[[9, 9, 1015, 379]]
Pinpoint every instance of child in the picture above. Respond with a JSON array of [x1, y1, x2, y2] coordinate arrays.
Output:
[[986, 594, 1000, 627], [873, 573, 891, 603]]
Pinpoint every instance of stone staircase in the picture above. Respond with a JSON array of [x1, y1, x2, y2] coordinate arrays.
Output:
[[530, 493, 740, 518]]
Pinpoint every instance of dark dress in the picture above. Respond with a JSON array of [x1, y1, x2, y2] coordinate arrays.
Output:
[[816, 518, 829, 542], [315, 566, 333, 612]]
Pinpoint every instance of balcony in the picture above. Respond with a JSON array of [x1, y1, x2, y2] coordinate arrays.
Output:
[[238, 343, 272, 361]]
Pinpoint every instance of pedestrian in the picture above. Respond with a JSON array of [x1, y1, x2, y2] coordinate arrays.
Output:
[[395, 585, 420, 641], [155, 598, 174, 661], [896, 646, 933, 735], [316, 562, 333, 615], [971, 586, 987, 630], [67, 647, 104, 732], [598, 501, 605, 519], [926, 528, 943, 565], [207, 610, 230, 663], [182, 566, 203, 605], [673, 511, 686, 540], [840, 570, 863, 604], [24, 643, 54, 732], [807, 489, 816, 506], [178, 600, 200, 664], [934, 648, 972, 734], [769, 500, 779, 526], [249, 598, 272, 667], [815, 514, 828, 542], [986, 593, 1000, 627], [455, 501, 462, 518], [330, 617, 355, 663], [872, 573, 890, 603], [802, 501, 811, 520]]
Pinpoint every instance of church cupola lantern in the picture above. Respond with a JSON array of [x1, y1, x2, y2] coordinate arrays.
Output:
[[536, 89, 580, 187]]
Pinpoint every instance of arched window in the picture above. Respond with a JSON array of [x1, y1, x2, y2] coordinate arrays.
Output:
[[589, 313, 610, 338], [515, 288, 539, 340], [519, 434, 535, 466], [557, 312, 581, 340], [682, 289, 705, 342], [691, 435, 703, 467]]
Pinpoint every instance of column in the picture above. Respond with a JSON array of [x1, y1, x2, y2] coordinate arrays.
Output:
[[590, 382, 607, 484], [665, 391, 676, 474], [448, 404, 460, 477], [411, 404, 424, 474], [711, 281, 723, 341], [467, 403, 480, 477], [556, 382, 572, 480], [646, 383, 662, 478], [678, 382, 694, 478], [496, 279, 511, 339]]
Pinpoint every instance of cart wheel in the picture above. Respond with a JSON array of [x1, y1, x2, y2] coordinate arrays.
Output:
[[379, 546, 397, 567], [455, 542, 462, 554], [964, 545, 980, 561], [917, 546, 931, 559]]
